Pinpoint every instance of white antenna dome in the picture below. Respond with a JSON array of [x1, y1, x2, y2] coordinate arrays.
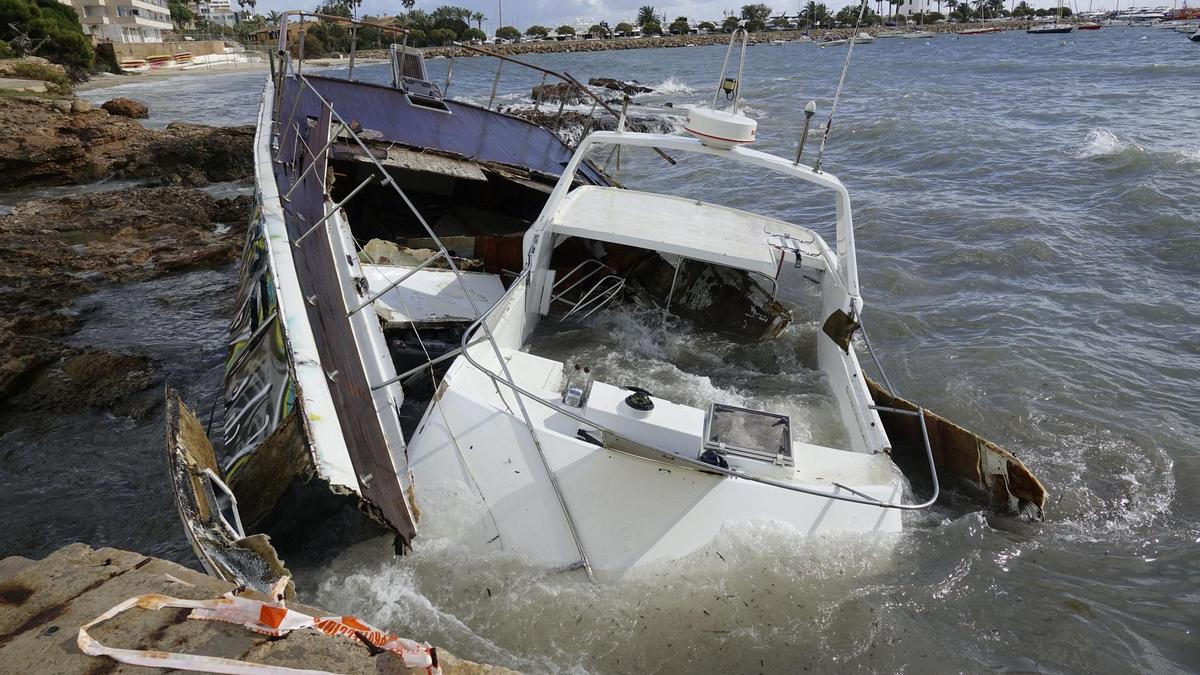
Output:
[[684, 107, 757, 150]]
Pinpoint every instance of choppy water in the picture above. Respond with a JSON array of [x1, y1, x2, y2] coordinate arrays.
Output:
[[3, 27, 1197, 672]]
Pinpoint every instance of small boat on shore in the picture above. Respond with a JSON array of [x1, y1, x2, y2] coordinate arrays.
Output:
[[117, 59, 149, 73], [959, 26, 1006, 35]]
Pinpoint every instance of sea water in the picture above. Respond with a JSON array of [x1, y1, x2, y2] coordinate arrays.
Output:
[[3, 27, 1197, 672]]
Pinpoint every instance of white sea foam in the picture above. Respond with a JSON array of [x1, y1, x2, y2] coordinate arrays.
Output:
[[1074, 128, 1138, 159], [309, 507, 898, 673], [1177, 146, 1200, 165], [652, 76, 694, 95]]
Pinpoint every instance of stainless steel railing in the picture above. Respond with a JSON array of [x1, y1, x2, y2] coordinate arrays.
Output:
[[268, 61, 598, 580], [457, 271, 941, 512]]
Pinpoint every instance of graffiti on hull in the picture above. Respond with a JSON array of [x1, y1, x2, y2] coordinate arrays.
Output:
[[222, 197, 297, 480]]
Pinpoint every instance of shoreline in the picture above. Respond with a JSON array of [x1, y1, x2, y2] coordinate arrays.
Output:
[[74, 21, 1052, 91], [407, 21, 1038, 59], [74, 57, 390, 93]]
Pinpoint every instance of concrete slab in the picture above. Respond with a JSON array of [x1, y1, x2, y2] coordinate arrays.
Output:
[[0, 78, 47, 93], [0, 544, 514, 674]]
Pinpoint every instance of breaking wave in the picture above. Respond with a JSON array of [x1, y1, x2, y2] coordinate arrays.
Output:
[[1177, 146, 1200, 165], [1072, 128, 1200, 170], [1128, 62, 1197, 77], [651, 76, 695, 96], [1074, 128, 1139, 159]]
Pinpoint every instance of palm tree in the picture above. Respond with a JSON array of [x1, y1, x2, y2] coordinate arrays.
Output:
[[637, 5, 657, 27], [266, 9, 281, 24], [472, 10, 487, 30], [801, 1, 830, 28]]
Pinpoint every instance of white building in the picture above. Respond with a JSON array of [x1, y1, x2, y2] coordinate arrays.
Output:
[[70, 0, 173, 43], [194, 0, 238, 28], [571, 17, 600, 35], [896, 0, 931, 18]]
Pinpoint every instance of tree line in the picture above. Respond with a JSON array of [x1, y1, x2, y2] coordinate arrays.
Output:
[[0, 0, 95, 78], [161, 0, 1063, 59]]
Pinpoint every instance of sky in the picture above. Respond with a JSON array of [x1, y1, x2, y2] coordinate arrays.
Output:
[[250, 0, 1147, 32]]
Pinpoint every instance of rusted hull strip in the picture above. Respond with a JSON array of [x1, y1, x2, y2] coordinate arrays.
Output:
[[866, 377, 1048, 519]]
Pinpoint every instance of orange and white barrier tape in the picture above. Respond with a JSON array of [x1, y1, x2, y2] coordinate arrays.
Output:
[[78, 584, 440, 674]]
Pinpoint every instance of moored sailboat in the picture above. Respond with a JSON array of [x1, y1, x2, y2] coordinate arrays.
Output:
[[1028, 0, 1076, 33]]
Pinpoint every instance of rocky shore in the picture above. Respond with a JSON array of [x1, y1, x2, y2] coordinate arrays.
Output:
[[0, 93, 253, 419], [0, 95, 253, 190]]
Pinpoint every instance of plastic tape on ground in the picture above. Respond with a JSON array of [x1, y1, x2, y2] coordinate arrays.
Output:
[[78, 590, 441, 674]]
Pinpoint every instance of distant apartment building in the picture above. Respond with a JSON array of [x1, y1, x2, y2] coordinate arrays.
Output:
[[194, 0, 238, 28], [69, 0, 173, 43], [896, 0, 931, 18]]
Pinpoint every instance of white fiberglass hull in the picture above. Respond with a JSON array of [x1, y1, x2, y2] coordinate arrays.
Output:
[[407, 356, 905, 573]]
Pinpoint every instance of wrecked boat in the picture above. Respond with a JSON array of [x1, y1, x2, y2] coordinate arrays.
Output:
[[166, 15, 1046, 587]]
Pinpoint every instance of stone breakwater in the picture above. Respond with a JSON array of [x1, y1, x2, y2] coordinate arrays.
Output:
[[357, 22, 1033, 60]]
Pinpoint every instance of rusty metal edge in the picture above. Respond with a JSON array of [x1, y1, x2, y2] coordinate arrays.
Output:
[[865, 377, 1048, 520]]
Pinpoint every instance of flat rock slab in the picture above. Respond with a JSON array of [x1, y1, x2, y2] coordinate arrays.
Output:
[[0, 78, 47, 93], [0, 543, 512, 674]]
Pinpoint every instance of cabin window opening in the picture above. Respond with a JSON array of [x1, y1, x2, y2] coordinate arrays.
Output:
[[544, 236, 792, 342], [327, 157, 550, 289]]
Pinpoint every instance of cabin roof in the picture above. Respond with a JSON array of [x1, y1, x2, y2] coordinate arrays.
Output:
[[549, 186, 790, 276]]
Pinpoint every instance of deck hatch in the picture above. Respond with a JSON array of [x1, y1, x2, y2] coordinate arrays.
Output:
[[704, 403, 793, 467]]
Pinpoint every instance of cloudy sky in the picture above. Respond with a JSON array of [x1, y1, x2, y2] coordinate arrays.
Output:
[[251, 0, 1116, 33]]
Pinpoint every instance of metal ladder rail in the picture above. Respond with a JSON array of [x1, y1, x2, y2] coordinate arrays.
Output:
[[458, 278, 942, 512], [292, 73, 597, 582], [560, 275, 625, 322], [549, 259, 613, 307], [547, 258, 619, 309]]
